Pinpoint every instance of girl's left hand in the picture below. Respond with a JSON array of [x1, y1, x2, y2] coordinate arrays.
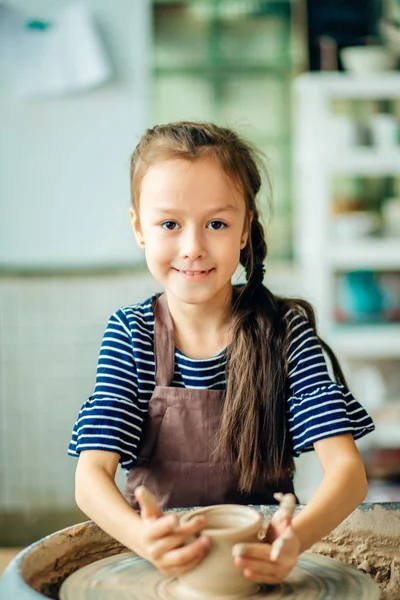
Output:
[[232, 526, 300, 584], [232, 492, 300, 584]]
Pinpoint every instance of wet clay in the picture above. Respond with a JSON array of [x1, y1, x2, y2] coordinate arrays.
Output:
[[311, 531, 399, 600], [59, 550, 379, 599], [269, 503, 400, 600], [19, 523, 128, 598]]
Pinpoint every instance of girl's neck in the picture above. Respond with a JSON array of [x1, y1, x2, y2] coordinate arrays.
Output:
[[165, 289, 233, 359]]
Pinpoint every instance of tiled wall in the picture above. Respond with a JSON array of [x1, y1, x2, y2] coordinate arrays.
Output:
[[0, 271, 161, 516]]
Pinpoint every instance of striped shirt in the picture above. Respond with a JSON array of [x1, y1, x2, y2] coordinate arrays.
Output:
[[68, 294, 374, 469]]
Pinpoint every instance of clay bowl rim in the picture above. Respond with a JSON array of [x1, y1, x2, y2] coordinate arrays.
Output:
[[179, 504, 262, 538]]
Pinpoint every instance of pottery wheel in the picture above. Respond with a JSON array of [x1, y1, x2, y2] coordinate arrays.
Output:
[[60, 551, 379, 600]]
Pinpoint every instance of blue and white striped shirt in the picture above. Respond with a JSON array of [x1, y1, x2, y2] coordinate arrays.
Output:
[[68, 295, 374, 469]]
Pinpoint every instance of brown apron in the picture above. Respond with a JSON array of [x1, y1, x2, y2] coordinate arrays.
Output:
[[124, 293, 295, 510]]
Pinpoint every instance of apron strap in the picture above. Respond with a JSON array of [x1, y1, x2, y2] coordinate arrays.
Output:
[[153, 293, 175, 387]]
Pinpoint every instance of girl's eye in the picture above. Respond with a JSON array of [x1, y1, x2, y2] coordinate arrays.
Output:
[[161, 221, 179, 231], [207, 220, 226, 230]]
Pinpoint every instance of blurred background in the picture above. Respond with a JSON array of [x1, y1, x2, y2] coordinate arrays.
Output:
[[1, 0, 400, 556]]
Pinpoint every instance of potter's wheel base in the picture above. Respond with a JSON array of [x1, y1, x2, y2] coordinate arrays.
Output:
[[60, 551, 379, 600]]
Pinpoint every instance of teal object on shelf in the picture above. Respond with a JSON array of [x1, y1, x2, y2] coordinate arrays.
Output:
[[338, 271, 386, 322], [25, 20, 52, 30]]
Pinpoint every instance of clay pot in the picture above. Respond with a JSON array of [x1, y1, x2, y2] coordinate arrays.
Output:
[[177, 504, 263, 599]]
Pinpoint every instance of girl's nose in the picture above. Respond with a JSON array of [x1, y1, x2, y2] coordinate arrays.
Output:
[[180, 228, 206, 260]]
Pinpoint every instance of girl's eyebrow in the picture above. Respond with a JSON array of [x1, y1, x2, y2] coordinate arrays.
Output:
[[153, 204, 239, 215]]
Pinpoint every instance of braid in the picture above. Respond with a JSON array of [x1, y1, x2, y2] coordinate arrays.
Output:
[[244, 209, 267, 287]]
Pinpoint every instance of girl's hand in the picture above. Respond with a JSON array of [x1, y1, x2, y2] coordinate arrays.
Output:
[[134, 486, 211, 576], [232, 527, 300, 584], [232, 492, 299, 584]]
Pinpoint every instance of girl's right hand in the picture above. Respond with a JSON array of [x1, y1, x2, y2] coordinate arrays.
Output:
[[135, 486, 211, 576]]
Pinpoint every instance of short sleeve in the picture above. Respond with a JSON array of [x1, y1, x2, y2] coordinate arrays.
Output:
[[68, 309, 144, 469], [286, 309, 375, 455]]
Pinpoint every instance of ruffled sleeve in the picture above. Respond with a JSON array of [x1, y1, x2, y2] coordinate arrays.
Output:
[[68, 309, 144, 469], [285, 309, 375, 455]]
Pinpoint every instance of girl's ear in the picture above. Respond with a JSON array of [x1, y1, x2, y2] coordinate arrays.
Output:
[[240, 211, 254, 249], [129, 207, 145, 249]]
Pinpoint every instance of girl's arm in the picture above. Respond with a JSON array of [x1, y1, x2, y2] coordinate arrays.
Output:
[[232, 433, 367, 584], [75, 450, 145, 553], [74, 450, 210, 575], [291, 432, 368, 552]]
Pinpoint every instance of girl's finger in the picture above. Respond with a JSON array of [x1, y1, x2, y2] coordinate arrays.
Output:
[[273, 493, 296, 523], [234, 555, 288, 584], [135, 485, 163, 519], [144, 513, 179, 542], [265, 493, 296, 543], [270, 526, 296, 562], [145, 512, 206, 544], [151, 530, 205, 558], [233, 553, 278, 581], [242, 565, 281, 584], [169, 515, 207, 538], [232, 542, 271, 561], [161, 551, 207, 578], [160, 535, 211, 571], [234, 555, 274, 572], [148, 518, 208, 557]]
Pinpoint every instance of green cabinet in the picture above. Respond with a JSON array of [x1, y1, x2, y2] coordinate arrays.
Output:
[[151, 0, 307, 259]]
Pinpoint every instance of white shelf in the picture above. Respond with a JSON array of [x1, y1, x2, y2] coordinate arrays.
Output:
[[328, 324, 400, 358], [330, 149, 400, 175], [328, 239, 400, 270]]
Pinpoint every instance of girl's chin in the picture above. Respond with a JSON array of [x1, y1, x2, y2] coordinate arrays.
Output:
[[164, 282, 234, 304]]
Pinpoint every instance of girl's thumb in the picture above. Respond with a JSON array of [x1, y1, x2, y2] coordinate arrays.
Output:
[[135, 485, 162, 520], [270, 526, 294, 562], [273, 492, 296, 524]]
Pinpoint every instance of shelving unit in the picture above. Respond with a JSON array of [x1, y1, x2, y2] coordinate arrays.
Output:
[[294, 73, 400, 337], [150, 0, 308, 260], [294, 73, 400, 500]]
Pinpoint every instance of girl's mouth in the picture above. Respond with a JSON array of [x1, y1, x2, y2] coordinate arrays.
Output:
[[182, 270, 211, 275], [173, 268, 214, 279]]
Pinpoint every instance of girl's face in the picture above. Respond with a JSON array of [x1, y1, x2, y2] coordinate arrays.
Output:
[[130, 157, 250, 310]]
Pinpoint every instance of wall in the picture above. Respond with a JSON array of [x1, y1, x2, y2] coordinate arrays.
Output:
[[0, 270, 161, 544], [0, 0, 155, 544], [0, 0, 151, 269]]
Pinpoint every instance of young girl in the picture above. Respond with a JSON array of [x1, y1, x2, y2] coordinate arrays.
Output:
[[68, 121, 374, 584]]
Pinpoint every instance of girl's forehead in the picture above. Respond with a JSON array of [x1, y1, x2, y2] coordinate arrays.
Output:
[[140, 157, 245, 211]]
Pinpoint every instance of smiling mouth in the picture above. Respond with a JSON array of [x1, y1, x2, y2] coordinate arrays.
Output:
[[174, 268, 214, 276]]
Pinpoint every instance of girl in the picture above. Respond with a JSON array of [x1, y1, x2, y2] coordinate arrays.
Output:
[[69, 122, 374, 584]]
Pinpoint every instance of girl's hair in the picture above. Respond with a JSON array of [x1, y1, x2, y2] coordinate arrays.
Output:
[[130, 122, 347, 491]]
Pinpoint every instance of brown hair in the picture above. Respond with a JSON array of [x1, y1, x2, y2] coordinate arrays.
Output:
[[130, 122, 347, 491]]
